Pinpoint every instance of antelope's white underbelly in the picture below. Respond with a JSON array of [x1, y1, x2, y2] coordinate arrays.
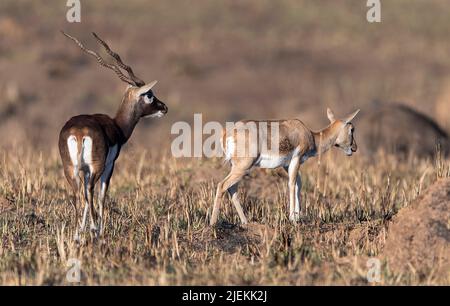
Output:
[[255, 153, 293, 169]]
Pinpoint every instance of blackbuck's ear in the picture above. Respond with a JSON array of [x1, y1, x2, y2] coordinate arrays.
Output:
[[343, 109, 360, 124], [136, 80, 158, 96], [327, 108, 336, 123]]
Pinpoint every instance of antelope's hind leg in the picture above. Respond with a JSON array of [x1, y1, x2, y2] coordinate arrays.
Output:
[[211, 159, 253, 226], [63, 167, 82, 241], [83, 171, 101, 238], [227, 183, 247, 225]]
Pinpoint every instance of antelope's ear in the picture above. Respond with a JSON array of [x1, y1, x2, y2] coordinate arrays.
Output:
[[136, 80, 158, 96], [343, 109, 360, 124], [327, 108, 336, 123]]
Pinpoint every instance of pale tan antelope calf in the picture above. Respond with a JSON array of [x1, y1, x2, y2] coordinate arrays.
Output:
[[210, 108, 360, 225], [58, 32, 168, 240]]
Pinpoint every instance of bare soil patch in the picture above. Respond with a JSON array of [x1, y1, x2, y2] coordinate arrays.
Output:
[[383, 178, 450, 280]]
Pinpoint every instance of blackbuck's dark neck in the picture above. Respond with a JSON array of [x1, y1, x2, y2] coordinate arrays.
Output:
[[113, 102, 140, 144]]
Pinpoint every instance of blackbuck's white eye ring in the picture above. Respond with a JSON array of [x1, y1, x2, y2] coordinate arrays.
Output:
[[144, 95, 154, 104]]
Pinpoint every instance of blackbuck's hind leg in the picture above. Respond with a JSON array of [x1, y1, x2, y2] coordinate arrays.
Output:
[[63, 167, 82, 241], [285, 155, 301, 222], [211, 159, 253, 226], [80, 173, 90, 236], [83, 171, 100, 238]]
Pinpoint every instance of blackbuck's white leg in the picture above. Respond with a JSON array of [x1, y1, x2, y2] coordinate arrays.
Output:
[[286, 156, 301, 222]]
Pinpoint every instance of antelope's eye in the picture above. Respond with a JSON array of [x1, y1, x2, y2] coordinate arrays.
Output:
[[143, 92, 154, 104]]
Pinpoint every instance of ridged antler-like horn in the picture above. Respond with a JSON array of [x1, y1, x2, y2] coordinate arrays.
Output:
[[92, 32, 145, 87], [61, 31, 137, 86]]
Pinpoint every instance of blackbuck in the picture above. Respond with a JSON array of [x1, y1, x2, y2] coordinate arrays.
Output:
[[58, 32, 168, 239], [210, 108, 360, 225]]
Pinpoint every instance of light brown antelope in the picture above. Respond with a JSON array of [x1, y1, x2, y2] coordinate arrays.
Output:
[[58, 32, 168, 240], [210, 108, 360, 225]]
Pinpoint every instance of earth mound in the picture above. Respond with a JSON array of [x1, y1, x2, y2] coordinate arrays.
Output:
[[383, 178, 450, 280]]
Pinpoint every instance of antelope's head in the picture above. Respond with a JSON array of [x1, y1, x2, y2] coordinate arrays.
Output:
[[124, 81, 168, 119], [327, 108, 360, 156], [62, 31, 168, 120]]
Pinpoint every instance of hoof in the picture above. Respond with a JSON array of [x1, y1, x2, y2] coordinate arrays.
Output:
[[73, 233, 80, 243], [89, 226, 99, 239], [289, 212, 303, 223]]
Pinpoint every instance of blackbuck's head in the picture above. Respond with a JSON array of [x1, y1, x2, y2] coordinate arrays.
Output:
[[327, 108, 360, 156], [123, 81, 168, 119], [61, 31, 168, 119]]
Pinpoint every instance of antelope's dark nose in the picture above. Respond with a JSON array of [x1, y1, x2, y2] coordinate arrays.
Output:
[[161, 103, 168, 114], [155, 96, 168, 114]]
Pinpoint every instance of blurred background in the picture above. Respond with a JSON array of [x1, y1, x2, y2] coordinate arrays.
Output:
[[0, 0, 449, 153]]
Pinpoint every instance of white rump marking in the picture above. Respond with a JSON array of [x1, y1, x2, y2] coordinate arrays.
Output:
[[67, 136, 78, 169], [81, 136, 93, 166]]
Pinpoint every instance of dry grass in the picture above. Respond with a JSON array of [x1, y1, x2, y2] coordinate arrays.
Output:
[[0, 144, 448, 285]]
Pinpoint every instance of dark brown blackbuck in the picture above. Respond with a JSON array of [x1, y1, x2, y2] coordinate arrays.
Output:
[[58, 32, 168, 240]]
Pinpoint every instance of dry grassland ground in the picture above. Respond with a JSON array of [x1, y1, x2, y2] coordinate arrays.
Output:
[[0, 146, 448, 285], [0, 1, 450, 285]]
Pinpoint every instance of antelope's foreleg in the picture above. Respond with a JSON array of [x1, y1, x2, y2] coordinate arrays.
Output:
[[294, 173, 302, 216], [286, 156, 300, 222], [98, 163, 114, 235]]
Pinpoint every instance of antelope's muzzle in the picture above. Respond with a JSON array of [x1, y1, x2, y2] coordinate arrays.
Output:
[[351, 141, 357, 152]]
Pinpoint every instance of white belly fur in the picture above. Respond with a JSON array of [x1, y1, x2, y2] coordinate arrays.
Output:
[[255, 147, 312, 169], [256, 152, 293, 169]]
